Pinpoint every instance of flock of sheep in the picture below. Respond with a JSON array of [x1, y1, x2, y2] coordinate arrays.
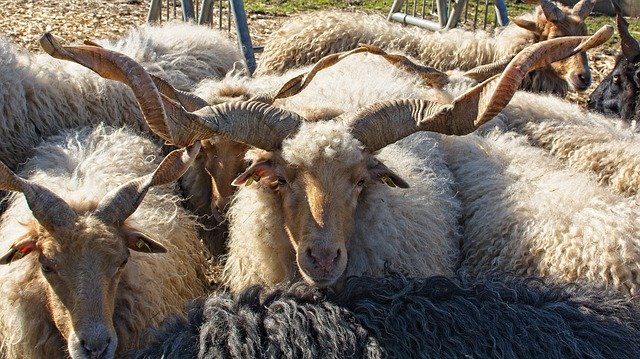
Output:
[[0, 0, 639, 358]]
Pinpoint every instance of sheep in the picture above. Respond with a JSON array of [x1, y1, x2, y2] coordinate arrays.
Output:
[[442, 124, 640, 297], [0, 21, 244, 171], [57, 29, 610, 293], [588, 11, 640, 122], [130, 274, 640, 359], [498, 91, 640, 198], [255, 0, 597, 97], [0, 125, 209, 359]]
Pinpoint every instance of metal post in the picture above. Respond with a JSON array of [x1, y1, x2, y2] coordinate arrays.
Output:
[[147, 0, 162, 23], [494, 0, 509, 26], [181, 0, 195, 21], [199, 0, 214, 25], [228, 0, 256, 74]]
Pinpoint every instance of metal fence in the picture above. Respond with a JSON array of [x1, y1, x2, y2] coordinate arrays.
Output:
[[388, 0, 509, 31], [147, 0, 256, 74]]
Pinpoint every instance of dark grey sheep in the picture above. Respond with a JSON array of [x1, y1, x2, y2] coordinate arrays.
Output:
[[130, 274, 640, 358], [588, 11, 640, 122]]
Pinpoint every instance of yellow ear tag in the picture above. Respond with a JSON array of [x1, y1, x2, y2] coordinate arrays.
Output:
[[381, 175, 397, 188], [136, 239, 151, 252], [10, 250, 24, 263], [245, 174, 261, 186]]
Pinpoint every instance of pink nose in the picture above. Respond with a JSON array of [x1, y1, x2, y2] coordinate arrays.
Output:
[[306, 247, 341, 273]]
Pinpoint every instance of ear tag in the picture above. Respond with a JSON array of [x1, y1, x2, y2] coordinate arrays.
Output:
[[245, 174, 261, 186], [381, 175, 397, 188], [10, 249, 24, 262], [136, 239, 151, 252]]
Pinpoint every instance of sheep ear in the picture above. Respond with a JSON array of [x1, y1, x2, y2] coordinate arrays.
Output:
[[511, 17, 539, 33], [0, 238, 38, 264], [232, 161, 274, 187], [368, 159, 409, 189], [121, 227, 167, 253]]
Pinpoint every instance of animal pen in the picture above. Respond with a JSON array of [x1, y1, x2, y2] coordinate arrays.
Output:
[[388, 0, 509, 31]]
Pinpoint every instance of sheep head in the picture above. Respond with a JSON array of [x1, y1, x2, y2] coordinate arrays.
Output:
[[588, 9, 640, 121], [512, 0, 595, 92], [0, 144, 199, 359], [231, 122, 409, 286]]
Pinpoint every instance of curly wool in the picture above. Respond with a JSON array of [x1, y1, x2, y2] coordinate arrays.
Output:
[[101, 21, 246, 91], [444, 127, 640, 297], [0, 125, 208, 358], [0, 22, 243, 171], [254, 10, 572, 95], [255, 11, 530, 77], [131, 274, 640, 359], [501, 91, 640, 198]]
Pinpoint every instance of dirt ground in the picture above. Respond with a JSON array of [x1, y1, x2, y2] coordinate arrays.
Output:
[[0, 0, 618, 106]]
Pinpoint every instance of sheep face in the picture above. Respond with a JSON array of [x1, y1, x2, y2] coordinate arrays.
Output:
[[513, 0, 593, 91], [589, 54, 640, 121], [0, 214, 166, 359], [201, 138, 250, 217], [233, 121, 407, 287]]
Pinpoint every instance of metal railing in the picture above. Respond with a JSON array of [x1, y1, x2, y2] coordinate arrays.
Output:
[[388, 0, 509, 31], [147, 0, 256, 74]]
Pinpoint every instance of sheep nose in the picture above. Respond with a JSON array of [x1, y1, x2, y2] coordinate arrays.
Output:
[[81, 335, 111, 358], [307, 247, 341, 272], [575, 73, 591, 90]]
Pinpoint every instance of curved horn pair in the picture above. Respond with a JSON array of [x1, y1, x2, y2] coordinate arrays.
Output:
[[0, 144, 199, 230], [347, 25, 613, 152]]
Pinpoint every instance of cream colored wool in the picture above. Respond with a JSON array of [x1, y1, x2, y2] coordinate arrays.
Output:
[[500, 92, 640, 197], [444, 127, 640, 297], [255, 10, 530, 77], [0, 22, 243, 170]]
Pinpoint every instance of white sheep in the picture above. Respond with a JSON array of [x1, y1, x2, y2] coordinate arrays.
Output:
[[0, 125, 209, 359], [443, 124, 640, 296], [499, 91, 640, 198], [255, 0, 597, 97]]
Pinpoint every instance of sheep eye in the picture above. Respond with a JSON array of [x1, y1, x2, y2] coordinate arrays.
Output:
[[613, 75, 620, 84], [277, 177, 287, 186], [356, 179, 366, 187], [40, 264, 54, 274], [120, 259, 128, 268]]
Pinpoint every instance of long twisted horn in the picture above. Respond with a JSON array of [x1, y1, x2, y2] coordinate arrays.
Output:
[[614, 4, 640, 61], [39, 33, 173, 143], [348, 25, 613, 151], [356, 44, 449, 89], [42, 32, 304, 149], [0, 162, 77, 231], [94, 142, 201, 225]]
